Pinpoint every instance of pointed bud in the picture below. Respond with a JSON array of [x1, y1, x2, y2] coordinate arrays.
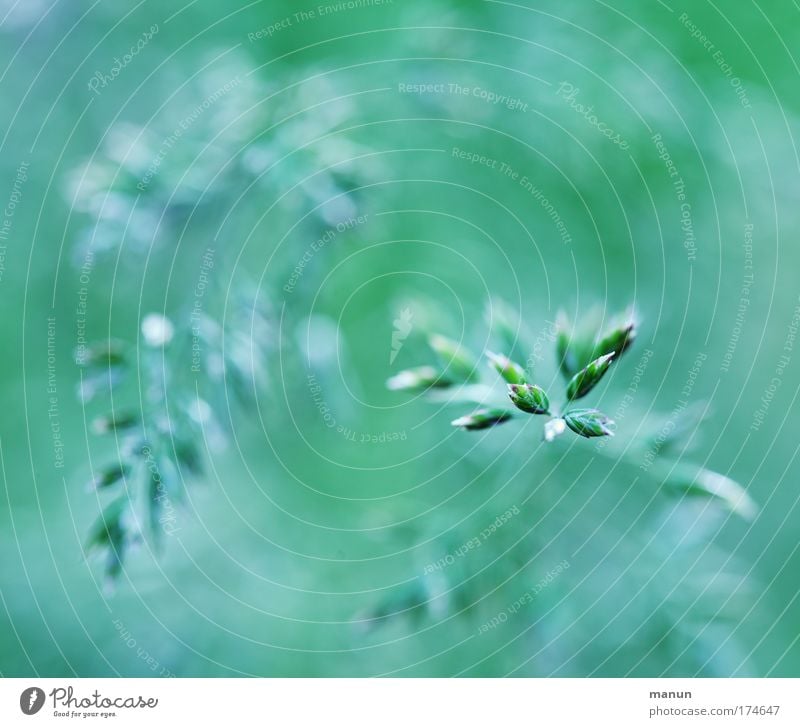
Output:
[[451, 408, 512, 431], [91, 411, 139, 434], [594, 319, 636, 360], [429, 334, 478, 382], [543, 418, 567, 442], [148, 469, 166, 544], [566, 352, 615, 401], [563, 409, 615, 438], [86, 498, 129, 552], [76, 340, 126, 368], [487, 351, 527, 384], [386, 366, 449, 392], [175, 439, 203, 477], [92, 462, 131, 489], [86, 498, 131, 585], [507, 383, 550, 415]]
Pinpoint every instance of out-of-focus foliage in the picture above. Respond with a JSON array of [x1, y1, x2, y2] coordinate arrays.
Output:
[[0, 0, 799, 678]]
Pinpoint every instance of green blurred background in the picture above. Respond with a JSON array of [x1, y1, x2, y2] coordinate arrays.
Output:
[[1, 0, 799, 676]]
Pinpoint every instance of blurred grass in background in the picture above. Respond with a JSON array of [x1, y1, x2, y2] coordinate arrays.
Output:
[[0, 0, 799, 676]]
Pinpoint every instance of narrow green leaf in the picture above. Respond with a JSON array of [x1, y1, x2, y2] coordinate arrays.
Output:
[[665, 465, 757, 520]]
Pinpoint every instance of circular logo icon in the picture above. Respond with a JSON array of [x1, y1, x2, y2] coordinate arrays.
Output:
[[20, 687, 45, 716]]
